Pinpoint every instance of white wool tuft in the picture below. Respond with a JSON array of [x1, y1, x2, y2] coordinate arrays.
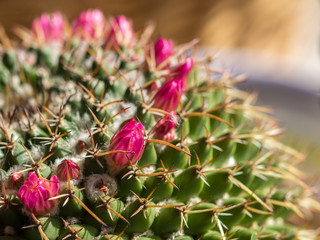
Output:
[[4, 226, 16, 236], [187, 197, 202, 206], [85, 173, 117, 203]]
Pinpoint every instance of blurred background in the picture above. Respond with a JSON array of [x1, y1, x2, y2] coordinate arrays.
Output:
[[0, 0, 319, 58], [0, 0, 320, 226]]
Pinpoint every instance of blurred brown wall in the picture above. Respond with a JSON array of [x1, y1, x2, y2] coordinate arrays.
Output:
[[0, 0, 318, 57]]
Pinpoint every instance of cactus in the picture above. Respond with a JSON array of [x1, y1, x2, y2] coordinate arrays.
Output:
[[0, 9, 319, 240]]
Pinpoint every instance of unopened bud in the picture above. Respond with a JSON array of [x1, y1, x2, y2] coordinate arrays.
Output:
[[107, 119, 145, 174], [152, 113, 177, 142], [152, 78, 183, 112], [154, 37, 173, 67], [8, 171, 24, 189], [57, 159, 80, 181], [76, 140, 86, 154]]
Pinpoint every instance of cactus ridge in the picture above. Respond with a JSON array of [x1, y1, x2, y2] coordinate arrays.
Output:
[[0, 9, 318, 240]]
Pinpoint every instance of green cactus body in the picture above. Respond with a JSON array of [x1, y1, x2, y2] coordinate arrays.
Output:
[[151, 201, 185, 236], [22, 217, 62, 240], [0, 9, 318, 240], [58, 224, 99, 240]]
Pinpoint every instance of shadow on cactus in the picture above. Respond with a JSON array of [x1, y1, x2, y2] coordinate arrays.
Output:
[[0, 8, 319, 240]]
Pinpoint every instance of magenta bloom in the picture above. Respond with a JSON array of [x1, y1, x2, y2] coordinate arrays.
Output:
[[152, 78, 183, 112], [72, 9, 106, 40], [172, 57, 194, 88], [154, 37, 173, 67], [18, 172, 59, 215], [31, 12, 64, 42], [152, 113, 177, 142], [105, 15, 134, 48], [57, 159, 80, 181], [108, 119, 145, 168]]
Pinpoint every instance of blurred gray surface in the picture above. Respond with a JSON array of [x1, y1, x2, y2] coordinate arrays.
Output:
[[206, 48, 320, 143]]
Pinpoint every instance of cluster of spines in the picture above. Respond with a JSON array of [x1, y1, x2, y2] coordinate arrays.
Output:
[[0, 9, 318, 240]]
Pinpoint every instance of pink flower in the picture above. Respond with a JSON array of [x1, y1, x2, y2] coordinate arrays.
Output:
[[18, 172, 59, 215], [152, 113, 177, 142], [31, 12, 64, 42], [105, 15, 134, 48], [57, 159, 80, 181], [108, 119, 145, 169], [145, 38, 173, 93], [152, 78, 183, 112], [172, 57, 194, 88], [154, 37, 173, 67], [72, 9, 106, 40]]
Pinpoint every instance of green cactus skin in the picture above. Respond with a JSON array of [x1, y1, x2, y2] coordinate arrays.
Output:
[[22, 217, 62, 240], [151, 201, 185, 236], [90, 196, 125, 228], [58, 224, 99, 240], [0, 9, 318, 240], [184, 202, 216, 235], [201, 231, 222, 240]]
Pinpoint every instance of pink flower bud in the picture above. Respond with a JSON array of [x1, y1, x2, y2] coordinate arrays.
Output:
[[154, 37, 173, 67], [17, 172, 59, 215], [152, 113, 177, 142], [172, 57, 194, 88], [76, 140, 86, 154], [105, 15, 134, 48], [31, 12, 64, 43], [57, 159, 80, 181], [72, 9, 106, 40], [152, 78, 183, 112], [108, 119, 145, 171], [8, 171, 24, 189]]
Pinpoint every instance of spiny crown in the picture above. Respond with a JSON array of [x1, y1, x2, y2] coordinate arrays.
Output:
[[0, 9, 319, 240]]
